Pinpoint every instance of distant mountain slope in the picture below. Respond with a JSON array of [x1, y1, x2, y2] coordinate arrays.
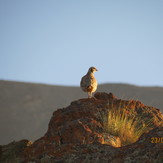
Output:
[[0, 80, 163, 145]]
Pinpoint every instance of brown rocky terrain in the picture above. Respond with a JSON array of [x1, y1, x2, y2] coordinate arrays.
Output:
[[0, 92, 163, 163], [0, 80, 163, 145]]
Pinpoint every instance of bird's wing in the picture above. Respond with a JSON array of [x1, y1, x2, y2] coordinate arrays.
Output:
[[81, 75, 97, 88], [80, 75, 92, 88]]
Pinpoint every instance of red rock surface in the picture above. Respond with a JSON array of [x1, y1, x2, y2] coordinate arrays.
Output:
[[0, 92, 163, 163]]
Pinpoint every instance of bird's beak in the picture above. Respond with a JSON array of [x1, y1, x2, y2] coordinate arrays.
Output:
[[96, 68, 98, 71]]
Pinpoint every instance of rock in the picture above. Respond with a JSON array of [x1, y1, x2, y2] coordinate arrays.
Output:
[[102, 133, 121, 147], [0, 139, 32, 163], [1, 92, 163, 163], [121, 126, 163, 163], [25, 127, 163, 163], [94, 92, 117, 101]]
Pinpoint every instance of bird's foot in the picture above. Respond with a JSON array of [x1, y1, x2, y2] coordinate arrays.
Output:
[[87, 96, 97, 100], [91, 96, 97, 100]]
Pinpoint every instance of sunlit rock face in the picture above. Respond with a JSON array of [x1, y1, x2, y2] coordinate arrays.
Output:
[[0, 92, 163, 163]]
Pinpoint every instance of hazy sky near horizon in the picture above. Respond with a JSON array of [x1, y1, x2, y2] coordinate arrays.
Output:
[[0, 0, 163, 86]]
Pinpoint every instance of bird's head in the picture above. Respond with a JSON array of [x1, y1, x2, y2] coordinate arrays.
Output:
[[89, 67, 98, 73]]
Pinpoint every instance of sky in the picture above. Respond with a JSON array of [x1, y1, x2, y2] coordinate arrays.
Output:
[[0, 0, 163, 86]]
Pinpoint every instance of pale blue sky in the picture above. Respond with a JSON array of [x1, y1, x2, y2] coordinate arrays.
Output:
[[0, 0, 163, 86]]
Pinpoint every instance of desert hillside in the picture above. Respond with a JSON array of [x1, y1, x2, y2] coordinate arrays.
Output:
[[0, 80, 163, 145]]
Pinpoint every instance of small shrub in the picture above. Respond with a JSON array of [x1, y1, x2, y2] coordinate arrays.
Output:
[[101, 103, 154, 146]]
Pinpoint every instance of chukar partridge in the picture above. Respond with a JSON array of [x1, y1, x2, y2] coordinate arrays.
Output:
[[80, 67, 98, 98]]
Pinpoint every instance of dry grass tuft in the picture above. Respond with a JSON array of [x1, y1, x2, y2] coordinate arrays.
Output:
[[101, 102, 154, 146]]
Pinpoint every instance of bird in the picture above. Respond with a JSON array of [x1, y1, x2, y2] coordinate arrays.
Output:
[[80, 67, 98, 98]]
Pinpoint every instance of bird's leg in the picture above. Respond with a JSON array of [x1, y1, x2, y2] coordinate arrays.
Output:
[[88, 92, 92, 98]]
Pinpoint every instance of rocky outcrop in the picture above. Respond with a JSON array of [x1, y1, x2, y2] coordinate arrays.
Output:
[[0, 140, 32, 163], [26, 127, 162, 163], [0, 92, 163, 163]]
